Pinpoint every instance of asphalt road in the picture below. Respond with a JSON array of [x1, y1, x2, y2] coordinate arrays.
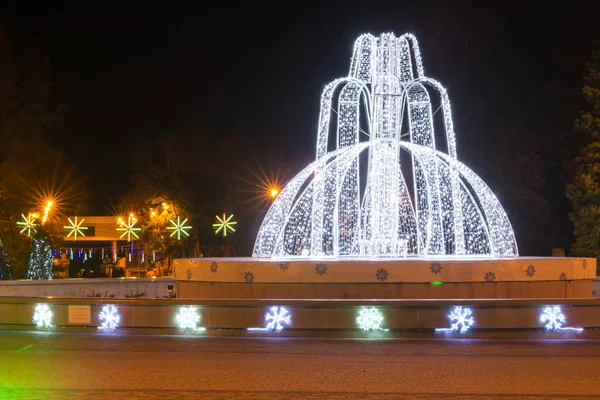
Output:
[[1, 331, 600, 399]]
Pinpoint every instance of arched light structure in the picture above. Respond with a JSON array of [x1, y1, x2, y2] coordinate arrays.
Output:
[[254, 33, 518, 258]]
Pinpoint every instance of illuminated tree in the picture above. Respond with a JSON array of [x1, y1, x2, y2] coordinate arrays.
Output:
[[26, 235, 53, 279], [567, 43, 600, 260]]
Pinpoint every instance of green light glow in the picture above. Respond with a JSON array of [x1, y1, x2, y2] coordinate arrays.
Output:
[[116, 216, 141, 242], [213, 213, 237, 238], [430, 281, 443, 285], [16, 213, 38, 237], [64, 216, 88, 240], [167, 216, 192, 241]]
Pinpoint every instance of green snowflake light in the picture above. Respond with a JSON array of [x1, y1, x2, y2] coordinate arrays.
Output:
[[213, 213, 237, 238], [167, 216, 192, 240], [64, 216, 88, 240], [116, 216, 141, 242], [17, 213, 38, 237]]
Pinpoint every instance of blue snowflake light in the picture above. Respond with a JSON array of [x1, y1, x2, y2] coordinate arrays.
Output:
[[98, 305, 120, 331], [248, 306, 292, 333], [33, 304, 53, 328], [356, 307, 389, 332], [436, 306, 474, 334], [539, 306, 583, 333], [175, 306, 206, 332]]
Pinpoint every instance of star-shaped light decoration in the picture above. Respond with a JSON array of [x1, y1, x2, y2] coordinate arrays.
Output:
[[117, 216, 141, 242], [213, 213, 237, 238], [17, 213, 38, 237], [167, 216, 192, 240], [64, 216, 88, 240]]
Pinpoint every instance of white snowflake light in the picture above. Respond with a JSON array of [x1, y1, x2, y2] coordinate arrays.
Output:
[[253, 32, 518, 258], [98, 305, 120, 331], [356, 307, 389, 332], [175, 306, 206, 332], [248, 306, 292, 333], [539, 306, 583, 333], [435, 306, 475, 333], [33, 304, 53, 328]]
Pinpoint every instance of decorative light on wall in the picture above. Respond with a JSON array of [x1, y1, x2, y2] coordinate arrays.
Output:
[[435, 306, 474, 333], [175, 306, 206, 332], [539, 306, 583, 333], [33, 304, 53, 328], [253, 32, 518, 259], [248, 306, 292, 332], [356, 307, 389, 332], [98, 305, 120, 331]]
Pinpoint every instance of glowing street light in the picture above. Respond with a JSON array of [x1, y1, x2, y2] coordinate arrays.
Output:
[[270, 187, 280, 198], [41, 200, 54, 224]]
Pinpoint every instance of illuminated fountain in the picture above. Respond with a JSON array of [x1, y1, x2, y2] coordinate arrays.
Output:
[[174, 33, 593, 300], [254, 33, 517, 259]]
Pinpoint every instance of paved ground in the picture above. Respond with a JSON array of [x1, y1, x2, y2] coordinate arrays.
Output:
[[1, 331, 600, 399]]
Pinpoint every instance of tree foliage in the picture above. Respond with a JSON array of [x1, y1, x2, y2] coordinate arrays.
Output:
[[566, 43, 600, 258]]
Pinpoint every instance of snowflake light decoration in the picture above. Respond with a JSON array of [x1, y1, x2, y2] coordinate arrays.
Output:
[[213, 213, 237, 237], [17, 213, 38, 237], [248, 306, 292, 333], [167, 216, 192, 240], [98, 305, 120, 331], [33, 304, 53, 328], [64, 216, 88, 240], [253, 33, 518, 258], [117, 216, 141, 242], [175, 306, 205, 332], [435, 306, 474, 333], [356, 307, 389, 332], [539, 306, 583, 333]]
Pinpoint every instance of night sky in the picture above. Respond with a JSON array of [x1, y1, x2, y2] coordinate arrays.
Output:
[[2, 1, 599, 254]]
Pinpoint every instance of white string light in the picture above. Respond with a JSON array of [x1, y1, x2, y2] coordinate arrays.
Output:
[[435, 306, 475, 333], [33, 304, 53, 328], [175, 306, 206, 332], [356, 307, 389, 332], [539, 306, 583, 333], [253, 32, 518, 258], [248, 306, 292, 332], [98, 305, 120, 331]]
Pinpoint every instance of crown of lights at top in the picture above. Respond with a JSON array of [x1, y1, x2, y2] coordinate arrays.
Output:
[[253, 32, 518, 259]]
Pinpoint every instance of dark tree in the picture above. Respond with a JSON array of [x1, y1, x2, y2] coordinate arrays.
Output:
[[567, 43, 600, 259]]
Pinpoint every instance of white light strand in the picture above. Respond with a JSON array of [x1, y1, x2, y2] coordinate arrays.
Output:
[[98, 305, 120, 331], [33, 304, 53, 328], [435, 306, 475, 333], [253, 32, 518, 259], [248, 306, 292, 333], [539, 306, 583, 333]]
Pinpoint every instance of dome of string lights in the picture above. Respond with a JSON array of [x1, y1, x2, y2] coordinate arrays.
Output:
[[253, 33, 518, 258]]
